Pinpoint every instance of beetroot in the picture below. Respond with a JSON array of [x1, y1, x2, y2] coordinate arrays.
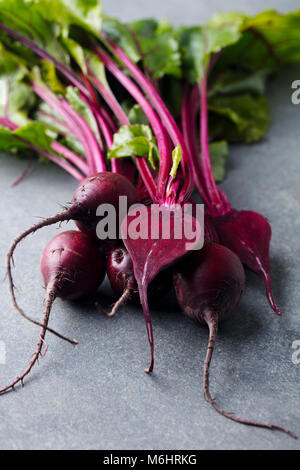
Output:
[[173, 243, 296, 438], [6, 171, 139, 331], [73, 172, 139, 238], [40, 230, 105, 299], [213, 209, 280, 314], [122, 205, 202, 372], [1, 230, 106, 394], [182, 73, 281, 315], [105, 245, 172, 316]]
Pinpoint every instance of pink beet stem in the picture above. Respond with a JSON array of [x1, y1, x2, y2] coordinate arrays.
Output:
[[88, 67, 157, 200], [95, 48, 171, 202], [199, 73, 224, 211], [0, 116, 85, 181], [181, 84, 210, 206], [100, 35, 194, 203]]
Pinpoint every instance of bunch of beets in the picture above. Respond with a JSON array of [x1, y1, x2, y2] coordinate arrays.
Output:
[[0, 5, 296, 439]]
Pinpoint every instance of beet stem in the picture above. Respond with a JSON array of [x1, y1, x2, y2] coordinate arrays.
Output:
[[6, 210, 78, 343], [203, 309, 297, 439], [10, 160, 33, 188], [0, 280, 57, 394]]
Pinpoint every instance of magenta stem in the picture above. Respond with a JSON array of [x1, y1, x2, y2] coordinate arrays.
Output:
[[199, 74, 224, 211], [82, 94, 122, 173], [51, 141, 89, 175], [181, 84, 210, 206], [0, 116, 85, 181], [0, 117, 17, 130], [10, 160, 33, 188], [95, 49, 170, 201], [32, 83, 105, 173], [45, 152, 84, 180], [100, 36, 194, 202], [36, 110, 74, 136], [89, 68, 157, 200], [0, 22, 88, 98], [80, 92, 113, 148], [60, 99, 106, 173]]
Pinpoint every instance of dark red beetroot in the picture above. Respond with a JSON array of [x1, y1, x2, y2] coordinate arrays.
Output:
[[105, 211, 217, 318], [1, 230, 106, 394], [182, 74, 281, 315], [213, 209, 280, 314], [40, 230, 105, 300], [121, 205, 202, 372], [203, 213, 219, 244], [73, 172, 139, 238], [173, 243, 296, 438], [6, 172, 139, 332], [105, 245, 172, 316]]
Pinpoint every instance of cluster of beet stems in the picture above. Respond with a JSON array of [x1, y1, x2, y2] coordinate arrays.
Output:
[[0, 21, 296, 439]]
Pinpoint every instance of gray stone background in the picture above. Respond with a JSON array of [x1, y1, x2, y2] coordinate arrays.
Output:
[[0, 0, 299, 450]]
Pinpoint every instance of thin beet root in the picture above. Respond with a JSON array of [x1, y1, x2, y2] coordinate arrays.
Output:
[[173, 243, 296, 439], [106, 245, 172, 317], [1, 231, 106, 394], [6, 211, 76, 341], [96, 288, 132, 318], [0, 279, 57, 394], [6, 172, 139, 336], [203, 310, 296, 439]]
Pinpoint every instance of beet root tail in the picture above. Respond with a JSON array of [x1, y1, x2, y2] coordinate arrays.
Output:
[[203, 310, 296, 439], [0, 281, 57, 394], [96, 288, 131, 318], [139, 285, 154, 374], [6, 209, 78, 342], [261, 270, 282, 315]]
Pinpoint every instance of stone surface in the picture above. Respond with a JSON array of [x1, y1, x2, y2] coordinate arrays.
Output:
[[0, 0, 299, 450]]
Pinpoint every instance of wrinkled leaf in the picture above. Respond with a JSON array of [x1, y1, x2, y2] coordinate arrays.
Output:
[[102, 16, 140, 63], [34, 0, 102, 37], [209, 69, 270, 96], [0, 121, 53, 154], [209, 93, 269, 143], [127, 104, 149, 125], [0, 0, 69, 64], [66, 86, 99, 139], [208, 141, 229, 182], [128, 18, 181, 79], [178, 13, 243, 83], [212, 10, 300, 77], [0, 44, 35, 125], [108, 124, 159, 168], [40, 60, 65, 94]]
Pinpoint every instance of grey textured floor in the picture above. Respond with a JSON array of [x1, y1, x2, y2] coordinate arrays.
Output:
[[0, 0, 299, 451]]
